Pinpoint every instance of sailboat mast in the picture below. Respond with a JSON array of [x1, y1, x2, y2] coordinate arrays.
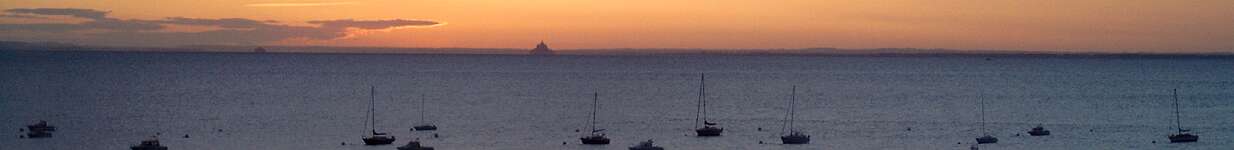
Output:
[[370, 86, 376, 133], [700, 74, 707, 125], [789, 85, 797, 133], [591, 92, 599, 134], [1172, 89, 1182, 133], [695, 74, 704, 128]]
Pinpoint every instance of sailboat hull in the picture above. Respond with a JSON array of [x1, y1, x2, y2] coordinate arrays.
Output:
[[1028, 126, 1050, 136], [580, 136, 610, 145], [695, 127, 723, 136], [780, 135, 810, 144], [1169, 134, 1198, 143], [976, 136, 998, 144], [413, 125, 438, 131], [363, 136, 397, 145]]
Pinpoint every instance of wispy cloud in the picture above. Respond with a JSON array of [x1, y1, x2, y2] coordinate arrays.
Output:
[[0, 7, 441, 46], [244, 2, 358, 7]]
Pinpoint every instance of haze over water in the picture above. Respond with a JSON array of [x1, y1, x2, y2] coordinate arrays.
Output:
[[2, 51, 1232, 149]]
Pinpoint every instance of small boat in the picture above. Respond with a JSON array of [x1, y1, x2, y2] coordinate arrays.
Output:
[[694, 74, 723, 137], [396, 139, 435, 150], [1027, 125, 1050, 136], [130, 137, 168, 150], [362, 86, 396, 145], [580, 93, 611, 145], [975, 94, 997, 144], [412, 124, 436, 130], [975, 135, 998, 144], [779, 86, 810, 144], [25, 129, 52, 138], [412, 94, 438, 131], [1167, 89, 1198, 143], [27, 120, 56, 132], [628, 139, 664, 150]]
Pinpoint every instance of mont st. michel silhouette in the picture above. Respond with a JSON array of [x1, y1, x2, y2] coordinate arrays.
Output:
[[529, 41, 555, 55]]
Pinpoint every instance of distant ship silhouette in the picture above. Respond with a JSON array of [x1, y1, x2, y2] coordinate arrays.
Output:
[[528, 41, 554, 55], [253, 47, 267, 53]]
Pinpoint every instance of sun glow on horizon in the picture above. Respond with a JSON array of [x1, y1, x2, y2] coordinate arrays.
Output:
[[1, 0, 1233, 52]]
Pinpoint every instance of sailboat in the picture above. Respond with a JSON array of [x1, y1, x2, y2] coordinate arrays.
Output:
[[26, 120, 56, 131], [396, 139, 436, 150], [1027, 125, 1050, 136], [975, 94, 997, 144], [628, 139, 664, 150], [580, 93, 611, 145], [1027, 100, 1050, 136], [1167, 89, 1198, 143], [129, 136, 168, 150], [694, 74, 723, 137], [412, 94, 438, 131], [362, 86, 396, 145], [780, 86, 809, 144]]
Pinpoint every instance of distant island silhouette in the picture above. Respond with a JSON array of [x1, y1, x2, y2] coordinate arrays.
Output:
[[529, 41, 555, 55], [1, 40, 1230, 56]]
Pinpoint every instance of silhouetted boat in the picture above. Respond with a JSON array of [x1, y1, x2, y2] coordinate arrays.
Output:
[[1027, 125, 1050, 136], [362, 86, 396, 145], [130, 137, 168, 150], [975, 135, 997, 144], [1167, 89, 1198, 143], [694, 74, 723, 137], [27, 120, 56, 132], [580, 93, 610, 145], [412, 94, 438, 131], [975, 94, 997, 144], [628, 139, 664, 150], [25, 129, 52, 138], [779, 86, 810, 144], [396, 139, 435, 150]]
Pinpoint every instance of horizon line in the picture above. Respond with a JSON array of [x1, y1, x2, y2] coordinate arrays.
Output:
[[3, 40, 1232, 55]]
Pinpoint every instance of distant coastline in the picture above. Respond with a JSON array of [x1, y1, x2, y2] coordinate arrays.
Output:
[[2, 40, 1231, 57]]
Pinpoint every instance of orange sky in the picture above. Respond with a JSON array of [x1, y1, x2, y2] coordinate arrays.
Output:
[[1, 0, 1232, 52]]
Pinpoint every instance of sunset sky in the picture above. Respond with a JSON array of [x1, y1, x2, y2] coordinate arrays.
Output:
[[1, 0, 1232, 52]]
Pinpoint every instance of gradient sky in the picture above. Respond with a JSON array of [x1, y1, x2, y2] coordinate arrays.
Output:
[[1, 0, 1232, 52]]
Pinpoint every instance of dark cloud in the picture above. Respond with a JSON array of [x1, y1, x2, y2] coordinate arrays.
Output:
[[0, 13, 48, 19], [0, 8, 441, 46], [308, 19, 439, 29], [158, 17, 275, 29], [0, 23, 88, 32], [4, 8, 109, 20], [2, 8, 162, 32], [82, 19, 164, 31]]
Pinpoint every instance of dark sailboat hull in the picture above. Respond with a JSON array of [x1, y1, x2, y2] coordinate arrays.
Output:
[[363, 137, 397, 145], [25, 131, 52, 138], [629, 146, 664, 150], [397, 147, 435, 150], [413, 125, 438, 131], [976, 136, 998, 144], [580, 136, 610, 145], [130, 146, 168, 150], [695, 127, 723, 136], [780, 135, 810, 144], [1028, 130, 1050, 136], [1026, 128, 1046, 135], [1169, 134, 1198, 143], [397, 142, 435, 150], [27, 125, 55, 132]]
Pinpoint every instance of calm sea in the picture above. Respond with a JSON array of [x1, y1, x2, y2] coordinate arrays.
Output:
[[2, 51, 1232, 149]]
